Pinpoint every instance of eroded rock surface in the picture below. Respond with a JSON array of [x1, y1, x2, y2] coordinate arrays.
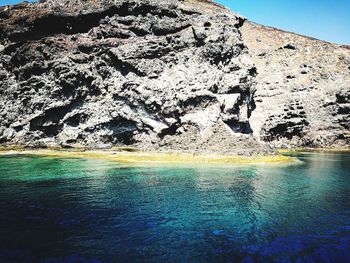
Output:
[[0, 0, 348, 153], [0, 0, 267, 154], [242, 22, 350, 148]]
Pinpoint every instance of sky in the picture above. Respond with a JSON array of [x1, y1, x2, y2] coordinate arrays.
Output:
[[217, 0, 350, 44], [1, 0, 349, 44]]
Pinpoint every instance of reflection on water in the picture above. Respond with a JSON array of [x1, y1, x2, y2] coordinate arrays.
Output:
[[0, 153, 349, 262]]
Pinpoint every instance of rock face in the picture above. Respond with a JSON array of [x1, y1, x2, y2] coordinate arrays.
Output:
[[0, 0, 267, 154], [242, 22, 350, 148], [0, 0, 348, 153]]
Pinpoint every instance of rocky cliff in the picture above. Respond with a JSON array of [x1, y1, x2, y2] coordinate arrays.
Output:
[[242, 22, 350, 148], [0, 0, 348, 153]]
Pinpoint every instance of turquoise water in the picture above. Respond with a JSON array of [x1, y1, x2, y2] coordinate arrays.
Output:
[[0, 153, 349, 262]]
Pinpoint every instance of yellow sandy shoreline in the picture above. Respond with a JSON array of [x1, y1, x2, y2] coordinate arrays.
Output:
[[0, 147, 299, 165]]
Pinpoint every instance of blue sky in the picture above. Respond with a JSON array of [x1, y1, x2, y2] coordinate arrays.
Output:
[[1, 0, 37, 5], [217, 0, 350, 44], [1, 0, 349, 44]]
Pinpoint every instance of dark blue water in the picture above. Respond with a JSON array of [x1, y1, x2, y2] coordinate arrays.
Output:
[[0, 152, 349, 262]]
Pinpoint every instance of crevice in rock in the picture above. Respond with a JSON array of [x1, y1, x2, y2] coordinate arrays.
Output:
[[159, 122, 180, 139], [224, 120, 253, 134], [92, 118, 138, 145], [281, 44, 296, 50], [227, 85, 243, 94], [0, 12, 9, 20], [63, 112, 88, 127], [29, 105, 70, 132], [180, 94, 217, 110], [109, 56, 146, 77], [262, 119, 309, 141], [248, 67, 257, 77], [152, 23, 191, 36], [234, 17, 246, 29]]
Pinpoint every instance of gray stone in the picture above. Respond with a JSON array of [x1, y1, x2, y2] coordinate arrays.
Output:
[[0, 0, 347, 153], [0, 0, 268, 155], [242, 21, 350, 147]]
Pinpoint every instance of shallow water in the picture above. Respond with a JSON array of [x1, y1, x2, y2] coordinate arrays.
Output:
[[0, 153, 349, 262]]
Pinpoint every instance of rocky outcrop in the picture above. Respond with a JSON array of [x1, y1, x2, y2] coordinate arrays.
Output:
[[242, 22, 350, 148], [0, 0, 348, 153], [0, 0, 268, 154]]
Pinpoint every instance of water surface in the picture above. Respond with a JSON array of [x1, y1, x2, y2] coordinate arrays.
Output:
[[0, 153, 349, 262]]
